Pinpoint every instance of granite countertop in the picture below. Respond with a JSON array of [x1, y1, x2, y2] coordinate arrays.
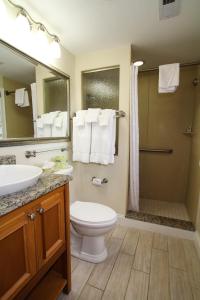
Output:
[[0, 173, 72, 217]]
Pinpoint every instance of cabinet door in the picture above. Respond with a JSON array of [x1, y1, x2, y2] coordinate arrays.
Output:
[[36, 190, 65, 268], [0, 212, 36, 300]]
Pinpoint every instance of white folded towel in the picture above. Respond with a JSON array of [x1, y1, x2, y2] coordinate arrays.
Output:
[[73, 116, 91, 163], [99, 109, 115, 126], [90, 109, 116, 165], [15, 88, 29, 107], [85, 108, 101, 123], [36, 113, 52, 137], [43, 111, 60, 125], [159, 63, 180, 93], [52, 112, 68, 137], [76, 110, 87, 126]]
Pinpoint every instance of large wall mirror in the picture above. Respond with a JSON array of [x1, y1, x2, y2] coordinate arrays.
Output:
[[0, 40, 70, 146]]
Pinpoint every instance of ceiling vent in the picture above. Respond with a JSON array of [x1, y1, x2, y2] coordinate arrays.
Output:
[[159, 0, 180, 20]]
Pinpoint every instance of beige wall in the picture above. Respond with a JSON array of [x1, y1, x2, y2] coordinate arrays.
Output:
[[3, 77, 34, 138], [70, 46, 131, 215], [187, 66, 200, 224], [139, 67, 196, 203]]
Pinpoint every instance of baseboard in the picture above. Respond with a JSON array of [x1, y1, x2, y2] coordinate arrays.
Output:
[[117, 214, 195, 240], [194, 231, 200, 259]]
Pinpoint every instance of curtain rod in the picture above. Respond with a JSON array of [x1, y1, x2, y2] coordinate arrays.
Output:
[[139, 61, 200, 73]]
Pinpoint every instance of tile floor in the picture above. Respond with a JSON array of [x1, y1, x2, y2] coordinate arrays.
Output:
[[58, 224, 200, 300], [140, 198, 190, 221]]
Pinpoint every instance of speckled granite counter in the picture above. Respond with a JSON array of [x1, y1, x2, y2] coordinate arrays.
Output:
[[0, 173, 72, 217]]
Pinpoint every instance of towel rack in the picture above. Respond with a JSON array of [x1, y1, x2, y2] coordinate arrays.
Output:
[[5, 89, 28, 96], [25, 147, 68, 158], [72, 110, 126, 119], [139, 148, 173, 154]]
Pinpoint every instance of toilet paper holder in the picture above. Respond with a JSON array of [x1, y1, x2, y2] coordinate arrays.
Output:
[[91, 177, 108, 184]]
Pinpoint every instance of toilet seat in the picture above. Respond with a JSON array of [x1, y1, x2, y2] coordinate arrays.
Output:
[[70, 201, 117, 227]]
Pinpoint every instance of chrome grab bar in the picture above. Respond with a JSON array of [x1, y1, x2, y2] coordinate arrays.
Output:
[[139, 148, 173, 154]]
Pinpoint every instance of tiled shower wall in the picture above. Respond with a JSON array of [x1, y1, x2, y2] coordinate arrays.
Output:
[[139, 66, 197, 203]]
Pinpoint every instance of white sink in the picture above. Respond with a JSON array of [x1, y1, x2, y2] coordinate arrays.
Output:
[[0, 165, 43, 196]]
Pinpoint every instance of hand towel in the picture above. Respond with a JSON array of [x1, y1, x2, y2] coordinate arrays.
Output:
[[85, 108, 101, 123], [43, 111, 60, 125], [159, 63, 180, 93], [99, 109, 116, 126], [90, 109, 116, 165], [73, 116, 91, 163], [52, 112, 68, 137], [76, 110, 87, 126], [36, 113, 52, 137], [15, 88, 25, 106], [20, 90, 30, 107]]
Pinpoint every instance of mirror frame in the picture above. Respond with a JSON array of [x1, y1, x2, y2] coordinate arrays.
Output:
[[0, 39, 71, 147]]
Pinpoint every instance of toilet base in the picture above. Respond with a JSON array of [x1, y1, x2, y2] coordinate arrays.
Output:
[[71, 231, 108, 263]]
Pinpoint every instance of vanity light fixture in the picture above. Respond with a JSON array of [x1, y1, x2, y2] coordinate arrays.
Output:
[[6, 0, 61, 59]]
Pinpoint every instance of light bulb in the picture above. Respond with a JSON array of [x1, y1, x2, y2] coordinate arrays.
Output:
[[133, 60, 144, 67], [15, 12, 31, 35], [50, 39, 61, 59], [35, 27, 49, 55]]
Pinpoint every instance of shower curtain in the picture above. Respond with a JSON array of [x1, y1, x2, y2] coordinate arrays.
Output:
[[129, 64, 139, 211]]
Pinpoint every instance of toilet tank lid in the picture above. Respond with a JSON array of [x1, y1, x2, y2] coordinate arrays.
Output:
[[70, 201, 117, 223]]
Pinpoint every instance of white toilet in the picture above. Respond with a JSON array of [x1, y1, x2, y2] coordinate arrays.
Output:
[[70, 201, 117, 263]]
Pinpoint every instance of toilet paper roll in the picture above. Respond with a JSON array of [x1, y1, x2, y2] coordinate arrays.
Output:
[[92, 177, 102, 186]]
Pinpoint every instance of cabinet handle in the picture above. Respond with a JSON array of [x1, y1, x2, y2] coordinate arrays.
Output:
[[27, 212, 36, 220], [37, 207, 45, 215]]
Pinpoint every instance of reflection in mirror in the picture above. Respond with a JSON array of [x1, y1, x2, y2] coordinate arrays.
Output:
[[0, 42, 70, 141]]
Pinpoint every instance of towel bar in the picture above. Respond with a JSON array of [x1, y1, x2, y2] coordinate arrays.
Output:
[[71, 110, 126, 119], [25, 147, 68, 158]]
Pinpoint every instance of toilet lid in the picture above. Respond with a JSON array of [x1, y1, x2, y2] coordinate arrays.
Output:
[[70, 201, 117, 224]]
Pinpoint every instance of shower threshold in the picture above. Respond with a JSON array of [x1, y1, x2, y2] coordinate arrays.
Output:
[[126, 199, 195, 231]]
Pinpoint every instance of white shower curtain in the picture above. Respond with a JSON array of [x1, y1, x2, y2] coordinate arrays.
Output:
[[129, 64, 139, 211]]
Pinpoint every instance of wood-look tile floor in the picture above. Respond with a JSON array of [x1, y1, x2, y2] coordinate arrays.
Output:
[[140, 198, 190, 221], [58, 225, 200, 300]]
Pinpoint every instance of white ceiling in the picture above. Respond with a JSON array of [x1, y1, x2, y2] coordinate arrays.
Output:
[[23, 0, 200, 68], [0, 44, 35, 84]]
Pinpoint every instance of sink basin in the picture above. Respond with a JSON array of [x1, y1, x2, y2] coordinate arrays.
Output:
[[0, 164, 43, 196]]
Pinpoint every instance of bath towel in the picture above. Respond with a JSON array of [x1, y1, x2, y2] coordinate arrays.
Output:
[[159, 63, 180, 93], [73, 116, 92, 163], [90, 109, 116, 165]]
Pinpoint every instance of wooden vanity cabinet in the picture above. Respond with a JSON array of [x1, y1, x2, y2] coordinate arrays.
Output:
[[0, 211, 37, 300], [0, 185, 71, 300]]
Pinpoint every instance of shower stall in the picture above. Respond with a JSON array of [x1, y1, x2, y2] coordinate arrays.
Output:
[[128, 63, 200, 230]]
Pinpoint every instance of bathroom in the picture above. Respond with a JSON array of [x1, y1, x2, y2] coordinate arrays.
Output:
[[0, 0, 200, 299]]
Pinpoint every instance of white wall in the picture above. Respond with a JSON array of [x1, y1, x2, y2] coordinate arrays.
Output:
[[70, 46, 131, 215], [0, 0, 75, 165]]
